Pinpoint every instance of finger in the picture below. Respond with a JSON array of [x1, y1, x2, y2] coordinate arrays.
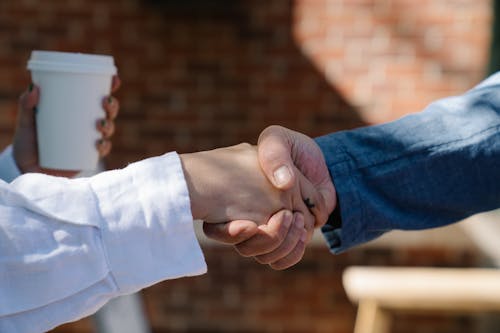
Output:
[[111, 75, 121, 93], [202, 220, 259, 245], [20, 83, 39, 109], [281, 167, 316, 242], [96, 118, 116, 138], [17, 84, 40, 126], [234, 210, 293, 257], [296, 168, 330, 228], [258, 125, 296, 190], [297, 203, 315, 243], [254, 212, 304, 264], [317, 181, 338, 224], [103, 96, 120, 120], [269, 228, 307, 270], [96, 139, 112, 157]]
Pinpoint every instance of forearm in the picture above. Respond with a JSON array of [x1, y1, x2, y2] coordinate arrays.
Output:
[[0, 152, 206, 332], [316, 73, 500, 253]]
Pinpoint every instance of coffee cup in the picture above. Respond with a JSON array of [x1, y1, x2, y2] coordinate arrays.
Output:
[[27, 51, 117, 170]]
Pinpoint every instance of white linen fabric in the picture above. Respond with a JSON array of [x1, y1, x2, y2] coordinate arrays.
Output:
[[0, 147, 206, 333]]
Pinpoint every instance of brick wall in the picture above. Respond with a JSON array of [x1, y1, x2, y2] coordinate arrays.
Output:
[[0, 0, 493, 332], [293, 0, 491, 123], [0, 0, 491, 163], [0, 0, 362, 168]]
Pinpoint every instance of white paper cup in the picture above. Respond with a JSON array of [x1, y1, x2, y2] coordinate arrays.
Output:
[[27, 51, 117, 170]]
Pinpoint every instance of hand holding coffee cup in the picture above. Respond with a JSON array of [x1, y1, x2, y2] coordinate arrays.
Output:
[[25, 51, 118, 171]]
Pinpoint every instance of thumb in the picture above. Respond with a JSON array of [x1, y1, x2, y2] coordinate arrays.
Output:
[[258, 125, 296, 190]]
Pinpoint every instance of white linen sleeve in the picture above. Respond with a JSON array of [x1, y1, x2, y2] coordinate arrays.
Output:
[[0, 145, 22, 182], [0, 152, 206, 333]]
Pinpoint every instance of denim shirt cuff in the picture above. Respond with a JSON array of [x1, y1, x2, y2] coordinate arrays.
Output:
[[315, 133, 385, 253]]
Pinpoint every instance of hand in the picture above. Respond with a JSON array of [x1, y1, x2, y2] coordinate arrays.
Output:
[[180, 143, 318, 225], [203, 126, 336, 269], [257, 125, 336, 227], [203, 210, 308, 270], [13, 76, 121, 177]]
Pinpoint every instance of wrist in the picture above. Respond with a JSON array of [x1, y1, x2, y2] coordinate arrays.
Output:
[[12, 150, 29, 175], [179, 152, 210, 220]]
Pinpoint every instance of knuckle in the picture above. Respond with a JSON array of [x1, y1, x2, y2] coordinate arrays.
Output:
[[261, 125, 283, 138]]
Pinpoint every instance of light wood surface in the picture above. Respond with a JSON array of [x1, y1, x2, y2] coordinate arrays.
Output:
[[343, 266, 500, 333], [343, 266, 500, 312]]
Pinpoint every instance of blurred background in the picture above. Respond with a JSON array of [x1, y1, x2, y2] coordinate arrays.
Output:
[[0, 0, 499, 332]]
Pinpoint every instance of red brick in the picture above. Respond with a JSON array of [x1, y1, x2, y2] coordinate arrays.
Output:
[[0, 2, 491, 332]]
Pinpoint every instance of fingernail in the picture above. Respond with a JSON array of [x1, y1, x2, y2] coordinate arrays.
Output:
[[28, 83, 34, 92], [273, 165, 292, 187], [100, 119, 107, 127], [108, 96, 113, 104], [97, 139, 104, 146]]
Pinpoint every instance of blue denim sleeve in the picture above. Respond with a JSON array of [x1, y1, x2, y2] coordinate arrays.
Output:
[[315, 72, 500, 254]]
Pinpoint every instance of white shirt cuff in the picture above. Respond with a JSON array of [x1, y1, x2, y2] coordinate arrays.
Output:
[[0, 146, 22, 182], [89, 152, 207, 294]]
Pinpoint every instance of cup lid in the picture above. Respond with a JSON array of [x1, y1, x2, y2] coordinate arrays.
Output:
[[27, 51, 117, 75]]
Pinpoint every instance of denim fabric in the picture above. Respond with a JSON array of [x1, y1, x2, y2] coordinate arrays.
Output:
[[316, 73, 500, 253]]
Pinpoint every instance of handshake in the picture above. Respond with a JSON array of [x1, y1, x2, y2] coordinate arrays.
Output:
[[180, 126, 337, 270], [14, 82, 335, 270]]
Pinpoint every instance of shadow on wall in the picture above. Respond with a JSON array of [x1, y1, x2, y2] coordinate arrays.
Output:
[[110, 0, 365, 167], [0, 0, 364, 167]]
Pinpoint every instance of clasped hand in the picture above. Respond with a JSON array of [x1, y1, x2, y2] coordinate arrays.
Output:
[[181, 126, 337, 270]]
